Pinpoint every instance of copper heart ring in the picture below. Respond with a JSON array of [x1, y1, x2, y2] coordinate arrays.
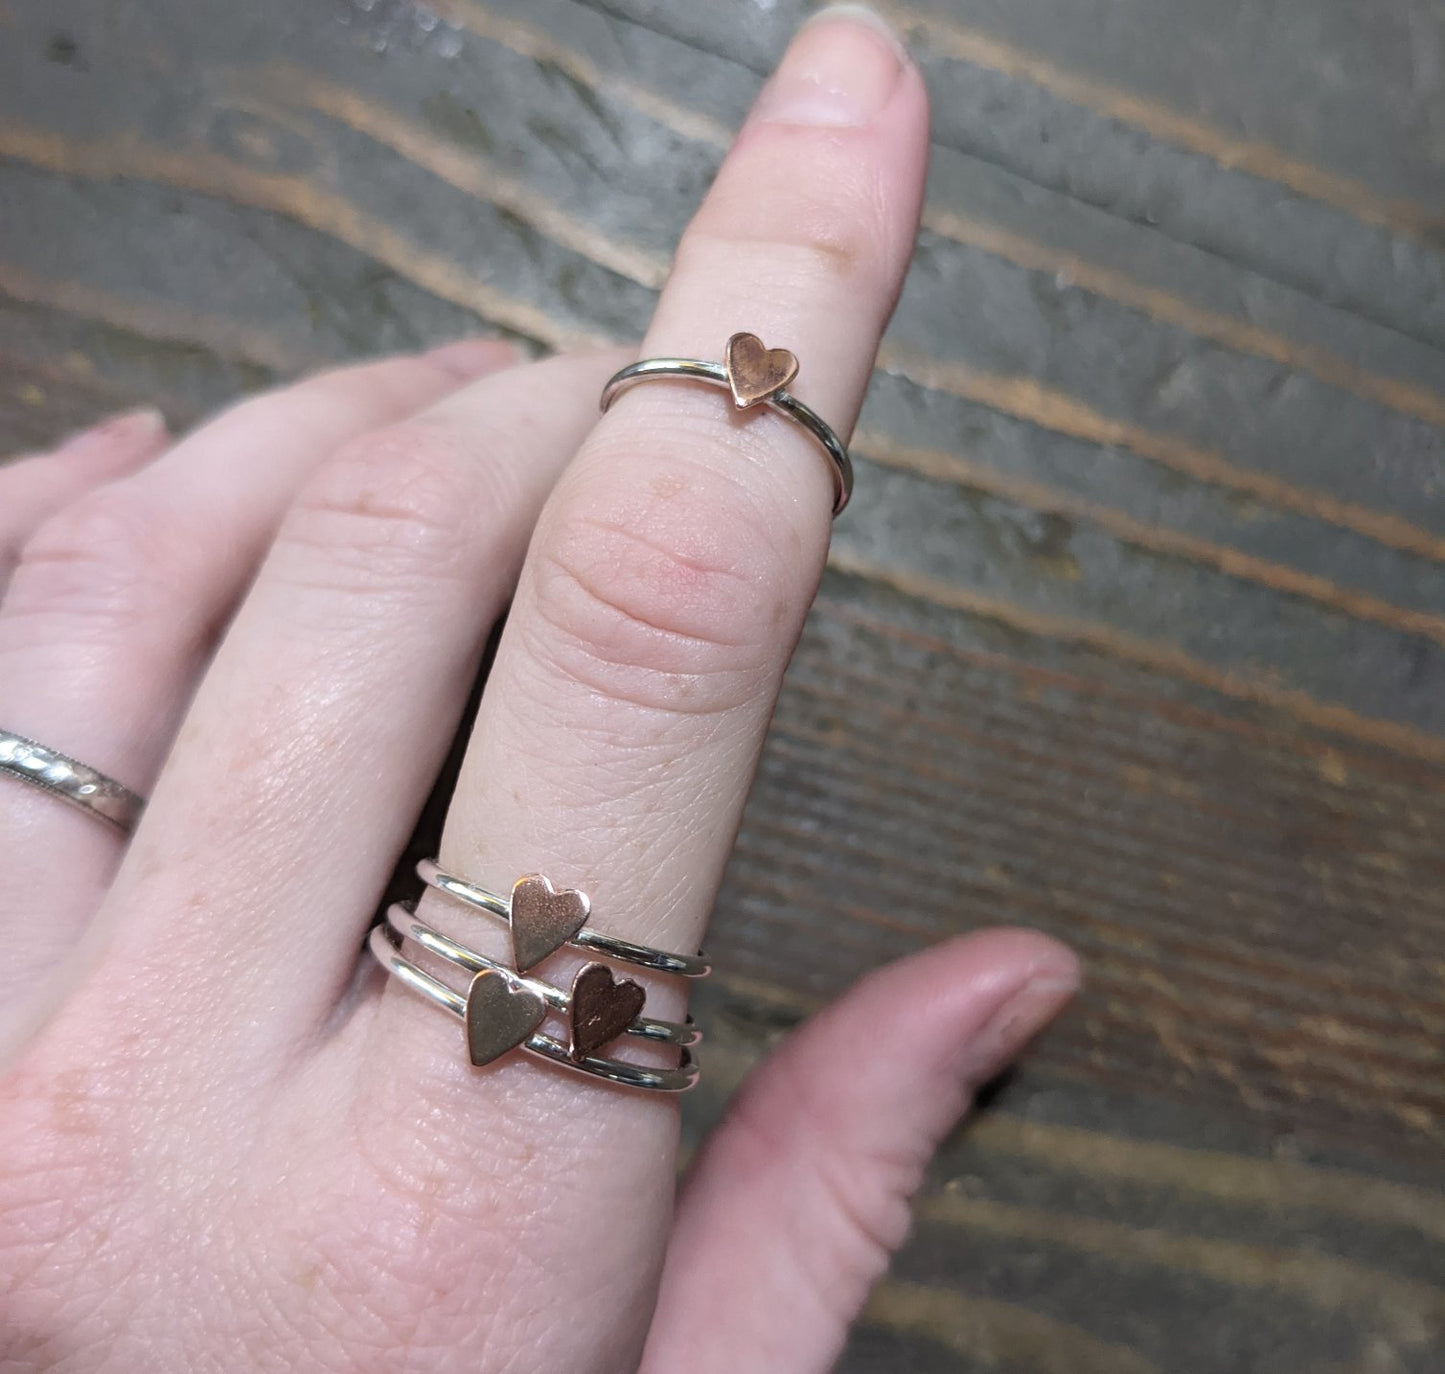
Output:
[[465, 968, 546, 1067], [599, 334, 854, 516], [416, 859, 710, 979], [510, 873, 590, 974], [569, 964, 647, 1062], [464, 963, 647, 1067], [725, 332, 799, 408], [369, 859, 711, 1091], [372, 899, 702, 1093]]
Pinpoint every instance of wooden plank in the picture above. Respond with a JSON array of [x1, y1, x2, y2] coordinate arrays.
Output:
[[719, 582, 1445, 1154], [580, 0, 1445, 338]]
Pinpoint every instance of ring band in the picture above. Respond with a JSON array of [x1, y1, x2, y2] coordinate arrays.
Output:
[[418, 858, 710, 979], [0, 729, 145, 834], [385, 902, 700, 1048], [600, 333, 853, 516], [369, 922, 699, 1093]]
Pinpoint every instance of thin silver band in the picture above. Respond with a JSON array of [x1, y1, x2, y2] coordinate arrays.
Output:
[[418, 859, 711, 978], [600, 358, 853, 516], [0, 729, 144, 834], [386, 903, 700, 1048], [368, 924, 699, 1093]]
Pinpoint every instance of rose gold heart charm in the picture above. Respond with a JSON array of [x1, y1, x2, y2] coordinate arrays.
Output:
[[725, 332, 798, 409], [569, 963, 646, 1061], [464, 970, 547, 1067], [510, 873, 591, 973]]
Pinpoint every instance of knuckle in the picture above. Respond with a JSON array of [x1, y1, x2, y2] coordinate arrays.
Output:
[[0, 1062, 131, 1292], [321, 1086, 546, 1356], [7, 484, 183, 633], [811, 1139, 915, 1282], [525, 461, 804, 716], [676, 220, 879, 302], [725, 1065, 908, 1318], [683, 127, 893, 290], [281, 420, 488, 591]]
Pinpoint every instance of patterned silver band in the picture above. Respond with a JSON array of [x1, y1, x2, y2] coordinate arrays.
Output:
[[0, 729, 145, 834]]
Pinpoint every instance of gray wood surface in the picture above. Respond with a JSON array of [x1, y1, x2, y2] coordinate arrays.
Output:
[[2, 1, 1443, 1369]]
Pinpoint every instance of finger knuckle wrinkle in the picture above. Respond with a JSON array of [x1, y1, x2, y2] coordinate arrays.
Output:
[[529, 500, 782, 713], [814, 1144, 914, 1278], [306, 1149, 528, 1352], [723, 1075, 900, 1320], [688, 137, 890, 286], [751, 1055, 912, 1268], [11, 487, 179, 628], [284, 423, 479, 583], [0, 1074, 128, 1264], [679, 219, 875, 295]]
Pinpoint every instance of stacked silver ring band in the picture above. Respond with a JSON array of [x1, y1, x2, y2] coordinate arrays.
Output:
[[371, 859, 706, 1093], [417, 859, 711, 978], [386, 902, 699, 1048], [369, 919, 699, 1093]]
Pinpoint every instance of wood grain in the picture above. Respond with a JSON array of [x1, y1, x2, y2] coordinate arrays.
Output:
[[2, 1, 1442, 1369]]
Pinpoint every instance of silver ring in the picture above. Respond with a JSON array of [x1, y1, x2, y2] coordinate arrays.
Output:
[[599, 333, 853, 516], [385, 902, 700, 1048], [369, 922, 699, 1093], [0, 729, 145, 834], [418, 859, 711, 979]]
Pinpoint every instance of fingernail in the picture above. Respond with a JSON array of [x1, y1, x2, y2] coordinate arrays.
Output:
[[959, 961, 1081, 1089], [422, 338, 523, 380], [751, 5, 907, 128], [55, 407, 167, 453], [807, 3, 909, 53]]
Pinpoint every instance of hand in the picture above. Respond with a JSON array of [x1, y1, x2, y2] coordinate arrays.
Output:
[[0, 12, 1077, 1371]]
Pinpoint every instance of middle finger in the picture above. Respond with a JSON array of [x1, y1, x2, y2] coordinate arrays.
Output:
[[50, 347, 625, 1050], [369, 10, 928, 1366]]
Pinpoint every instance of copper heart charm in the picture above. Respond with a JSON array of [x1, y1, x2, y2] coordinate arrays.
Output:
[[464, 970, 547, 1067], [725, 332, 798, 409], [569, 963, 646, 1061], [511, 873, 590, 973]]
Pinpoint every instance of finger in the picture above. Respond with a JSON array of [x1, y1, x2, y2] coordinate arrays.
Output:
[[642, 931, 1080, 1374], [85, 348, 630, 1053], [361, 9, 929, 1366], [438, 8, 925, 955], [0, 409, 169, 596], [0, 342, 516, 1034]]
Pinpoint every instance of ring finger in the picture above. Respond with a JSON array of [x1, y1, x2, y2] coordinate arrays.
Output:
[[0, 409, 169, 597], [0, 341, 516, 1033]]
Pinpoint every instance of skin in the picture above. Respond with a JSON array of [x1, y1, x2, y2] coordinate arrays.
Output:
[[0, 12, 1078, 1373]]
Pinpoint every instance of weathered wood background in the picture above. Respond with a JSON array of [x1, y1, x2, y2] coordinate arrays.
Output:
[[3, 0, 1443, 1368]]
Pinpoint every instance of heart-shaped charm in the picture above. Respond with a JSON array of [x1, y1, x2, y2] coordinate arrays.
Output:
[[569, 963, 646, 1061], [725, 332, 798, 409], [464, 969, 547, 1067], [511, 873, 590, 973]]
